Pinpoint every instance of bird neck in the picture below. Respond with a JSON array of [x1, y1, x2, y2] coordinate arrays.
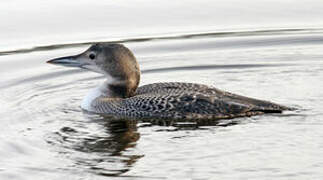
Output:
[[106, 75, 140, 98]]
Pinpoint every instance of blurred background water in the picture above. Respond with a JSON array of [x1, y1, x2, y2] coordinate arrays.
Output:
[[1, 0, 323, 179]]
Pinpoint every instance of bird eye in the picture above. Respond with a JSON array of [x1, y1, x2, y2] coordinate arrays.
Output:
[[89, 53, 96, 60]]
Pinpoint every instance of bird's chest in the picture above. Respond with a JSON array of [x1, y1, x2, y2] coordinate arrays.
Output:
[[81, 85, 110, 112]]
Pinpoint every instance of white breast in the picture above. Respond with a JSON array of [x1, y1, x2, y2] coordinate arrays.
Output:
[[81, 84, 106, 112], [81, 79, 115, 112]]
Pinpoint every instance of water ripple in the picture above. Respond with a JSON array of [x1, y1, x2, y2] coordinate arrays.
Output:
[[1, 28, 323, 56]]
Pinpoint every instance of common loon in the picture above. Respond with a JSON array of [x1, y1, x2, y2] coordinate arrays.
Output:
[[47, 43, 291, 120]]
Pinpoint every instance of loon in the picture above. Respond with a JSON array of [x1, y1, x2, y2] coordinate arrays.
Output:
[[47, 43, 291, 120]]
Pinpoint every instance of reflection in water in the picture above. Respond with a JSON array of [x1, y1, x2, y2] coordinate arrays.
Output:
[[48, 112, 245, 177], [50, 116, 142, 176]]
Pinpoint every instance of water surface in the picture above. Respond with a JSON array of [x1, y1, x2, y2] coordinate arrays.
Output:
[[1, 0, 323, 179]]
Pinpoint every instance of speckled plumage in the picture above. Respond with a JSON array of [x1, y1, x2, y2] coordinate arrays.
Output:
[[91, 82, 290, 120], [48, 43, 292, 121]]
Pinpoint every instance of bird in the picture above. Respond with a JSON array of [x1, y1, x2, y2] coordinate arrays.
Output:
[[47, 43, 292, 120]]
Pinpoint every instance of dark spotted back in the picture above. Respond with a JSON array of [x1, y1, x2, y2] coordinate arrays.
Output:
[[91, 82, 290, 120]]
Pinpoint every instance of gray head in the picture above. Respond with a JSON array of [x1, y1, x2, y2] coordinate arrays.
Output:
[[47, 43, 140, 98]]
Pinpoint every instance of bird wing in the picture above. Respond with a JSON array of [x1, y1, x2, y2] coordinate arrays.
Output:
[[92, 82, 290, 119]]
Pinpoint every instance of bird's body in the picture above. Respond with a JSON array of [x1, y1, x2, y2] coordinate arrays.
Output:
[[82, 81, 289, 120], [48, 43, 292, 120]]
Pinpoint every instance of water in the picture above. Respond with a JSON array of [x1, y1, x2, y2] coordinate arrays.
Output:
[[1, 0, 323, 179]]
